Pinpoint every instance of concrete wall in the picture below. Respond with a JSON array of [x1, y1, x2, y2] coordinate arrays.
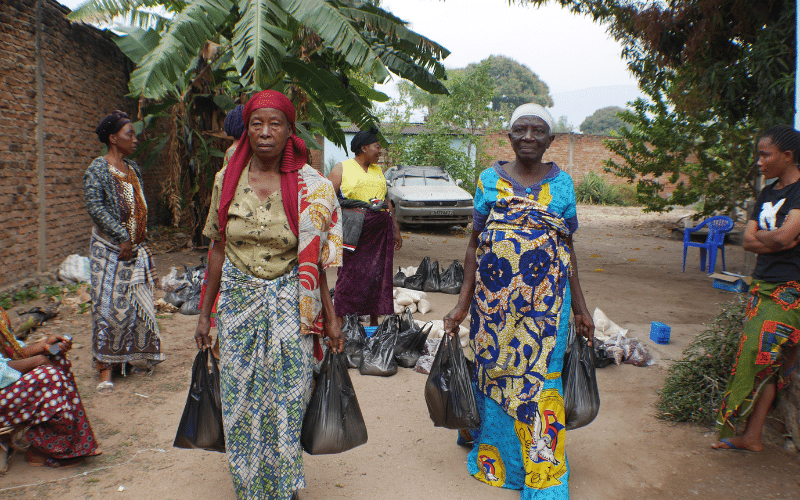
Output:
[[0, 0, 134, 288]]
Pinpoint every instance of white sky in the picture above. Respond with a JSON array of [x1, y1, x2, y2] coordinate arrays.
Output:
[[380, 0, 636, 93], [58, 0, 641, 125]]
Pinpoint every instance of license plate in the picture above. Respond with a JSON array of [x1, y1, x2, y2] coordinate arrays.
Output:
[[431, 209, 454, 215]]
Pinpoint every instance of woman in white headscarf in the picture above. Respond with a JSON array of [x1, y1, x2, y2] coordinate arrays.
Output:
[[443, 103, 593, 499]]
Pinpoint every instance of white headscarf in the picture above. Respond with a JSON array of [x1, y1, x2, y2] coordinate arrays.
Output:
[[509, 103, 555, 134]]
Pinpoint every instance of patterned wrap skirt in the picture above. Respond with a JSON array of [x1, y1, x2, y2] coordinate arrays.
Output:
[[333, 209, 394, 317], [89, 230, 164, 367], [216, 260, 314, 500], [716, 280, 800, 438], [0, 355, 99, 459], [464, 197, 572, 499]]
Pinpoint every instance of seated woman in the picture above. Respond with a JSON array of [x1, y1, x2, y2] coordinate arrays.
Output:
[[0, 308, 100, 468]]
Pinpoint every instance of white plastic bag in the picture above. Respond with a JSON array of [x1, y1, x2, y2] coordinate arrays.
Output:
[[396, 294, 414, 306], [58, 254, 91, 283], [592, 308, 628, 342], [417, 299, 432, 314]]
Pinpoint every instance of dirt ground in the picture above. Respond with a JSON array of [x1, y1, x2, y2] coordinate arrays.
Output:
[[2, 204, 800, 499]]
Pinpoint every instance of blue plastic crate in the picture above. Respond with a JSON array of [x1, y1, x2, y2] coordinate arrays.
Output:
[[364, 326, 378, 338], [650, 321, 671, 345]]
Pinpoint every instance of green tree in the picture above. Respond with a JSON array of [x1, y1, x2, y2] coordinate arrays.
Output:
[[579, 106, 625, 136], [467, 55, 553, 118], [553, 115, 573, 133], [513, 0, 795, 215], [68, 0, 450, 227]]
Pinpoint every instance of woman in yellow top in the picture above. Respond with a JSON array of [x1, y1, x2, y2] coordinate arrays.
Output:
[[328, 127, 401, 326]]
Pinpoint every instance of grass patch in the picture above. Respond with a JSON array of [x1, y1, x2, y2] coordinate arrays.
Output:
[[575, 172, 628, 206], [655, 300, 744, 425]]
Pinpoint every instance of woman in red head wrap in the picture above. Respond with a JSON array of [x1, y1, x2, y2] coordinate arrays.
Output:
[[194, 90, 343, 499]]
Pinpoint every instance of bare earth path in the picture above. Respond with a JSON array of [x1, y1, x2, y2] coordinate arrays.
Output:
[[1, 205, 799, 499]]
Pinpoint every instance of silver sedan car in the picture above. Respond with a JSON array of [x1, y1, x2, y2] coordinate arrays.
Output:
[[385, 166, 473, 225]]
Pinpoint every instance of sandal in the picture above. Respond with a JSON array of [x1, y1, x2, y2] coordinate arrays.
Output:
[[96, 381, 114, 394], [25, 448, 85, 468]]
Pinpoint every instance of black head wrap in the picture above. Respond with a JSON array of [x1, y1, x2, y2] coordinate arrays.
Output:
[[350, 126, 380, 154], [95, 110, 131, 145], [223, 104, 246, 139]]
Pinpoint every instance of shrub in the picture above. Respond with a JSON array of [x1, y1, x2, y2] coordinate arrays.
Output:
[[655, 300, 745, 425], [575, 172, 626, 205]]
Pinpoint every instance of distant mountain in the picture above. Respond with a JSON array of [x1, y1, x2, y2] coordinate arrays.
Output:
[[549, 85, 643, 132]]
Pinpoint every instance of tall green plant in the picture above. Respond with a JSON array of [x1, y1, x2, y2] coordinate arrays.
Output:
[[69, 0, 451, 228]]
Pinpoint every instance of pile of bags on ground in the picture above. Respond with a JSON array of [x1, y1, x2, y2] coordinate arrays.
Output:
[[391, 257, 465, 316], [393, 257, 464, 295], [592, 308, 652, 368], [339, 306, 471, 377], [160, 262, 206, 315]]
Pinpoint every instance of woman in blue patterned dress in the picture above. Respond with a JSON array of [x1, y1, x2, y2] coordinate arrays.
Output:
[[444, 103, 594, 499]]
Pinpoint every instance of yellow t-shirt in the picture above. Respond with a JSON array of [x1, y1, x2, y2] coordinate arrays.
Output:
[[339, 158, 387, 202], [203, 164, 298, 280]]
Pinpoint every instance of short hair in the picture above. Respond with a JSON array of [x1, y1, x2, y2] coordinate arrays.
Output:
[[760, 125, 800, 164]]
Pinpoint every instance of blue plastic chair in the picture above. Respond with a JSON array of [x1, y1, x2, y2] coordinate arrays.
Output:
[[682, 216, 735, 274]]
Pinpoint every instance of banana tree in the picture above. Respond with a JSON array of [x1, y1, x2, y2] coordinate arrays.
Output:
[[68, 0, 450, 230]]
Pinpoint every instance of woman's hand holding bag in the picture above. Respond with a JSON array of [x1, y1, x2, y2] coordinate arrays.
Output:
[[301, 351, 368, 454]]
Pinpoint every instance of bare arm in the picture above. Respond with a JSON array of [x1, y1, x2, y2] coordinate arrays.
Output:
[[386, 196, 402, 250], [327, 163, 343, 194], [443, 230, 480, 335], [195, 241, 225, 349], [567, 235, 594, 345], [319, 269, 344, 353], [749, 210, 800, 252]]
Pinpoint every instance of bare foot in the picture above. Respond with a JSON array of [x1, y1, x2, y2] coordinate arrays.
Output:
[[711, 436, 763, 452]]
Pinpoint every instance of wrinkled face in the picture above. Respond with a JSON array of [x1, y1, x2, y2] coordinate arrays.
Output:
[[110, 122, 137, 156], [248, 107, 291, 161], [757, 137, 795, 180], [508, 116, 554, 163], [361, 141, 382, 164]]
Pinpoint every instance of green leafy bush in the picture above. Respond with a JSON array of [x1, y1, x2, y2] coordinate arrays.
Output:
[[656, 300, 745, 425], [575, 172, 627, 205]]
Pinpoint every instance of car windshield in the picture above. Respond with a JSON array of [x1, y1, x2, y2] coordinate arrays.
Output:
[[398, 176, 452, 187]]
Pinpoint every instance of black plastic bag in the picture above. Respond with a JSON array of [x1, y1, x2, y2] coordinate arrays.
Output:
[[398, 307, 415, 333], [403, 257, 430, 291], [439, 260, 464, 295], [178, 280, 203, 315], [301, 351, 369, 455], [423, 259, 441, 293], [396, 322, 432, 368], [562, 325, 601, 430], [424, 334, 480, 429], [342, 314, 367, 369], [393, 267, 407, 287], [593, 342, 614, 369], [359, 315, 399, 376], [174, 349, 225, 452], [164, 282, 188, 307]]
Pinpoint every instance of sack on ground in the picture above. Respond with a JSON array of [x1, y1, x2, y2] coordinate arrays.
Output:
[[403, 257, 430, 291], [359, 315, 399, 376], [174, 349, 225, 452], [422, 259, 441, 293], [393, 267, 407, 287], [58, 254, 91, 284], [562, 325, 601, 430], [301, 351, 368, 454], [439, 260, 464, 294], [342, 314, 367, 369], [424, 334, 480, 429]]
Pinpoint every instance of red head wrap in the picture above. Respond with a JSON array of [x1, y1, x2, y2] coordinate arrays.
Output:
[[217, 90, 309, 239]]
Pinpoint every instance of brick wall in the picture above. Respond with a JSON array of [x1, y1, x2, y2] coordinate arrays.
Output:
[[482, 131, 677, 195], [0, 0, 134, 288]]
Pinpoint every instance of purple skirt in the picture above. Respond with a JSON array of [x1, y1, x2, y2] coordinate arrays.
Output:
[[334, 210, 394, 317]]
